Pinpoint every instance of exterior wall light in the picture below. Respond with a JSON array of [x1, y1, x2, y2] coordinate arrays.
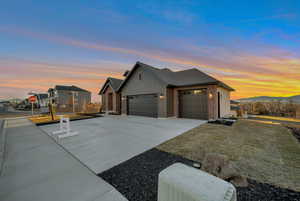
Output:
[[159, 94, 165, 99], [121, 96, 126, 101], [209, 93, 213, 99]]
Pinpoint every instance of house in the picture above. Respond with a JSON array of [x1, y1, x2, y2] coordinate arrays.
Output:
[[230, 100, 240, 117], [0, 100, 10, 112], [296, 108, 300, 119], [35, 93, 49, 108], [99, 62, 234, 120], [99, 77, 123, 114], [48, 85, 91, 113]]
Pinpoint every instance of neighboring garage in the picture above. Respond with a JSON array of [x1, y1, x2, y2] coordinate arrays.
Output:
[[127, 94, 158, 117], [179, 89, 208, 119]]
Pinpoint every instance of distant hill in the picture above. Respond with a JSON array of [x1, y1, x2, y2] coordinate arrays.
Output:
[[237, 95, 300, 104]]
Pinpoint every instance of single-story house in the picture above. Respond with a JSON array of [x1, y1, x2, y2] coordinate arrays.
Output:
[[99, 62, 234, 120], [48, 85, 91, 113]]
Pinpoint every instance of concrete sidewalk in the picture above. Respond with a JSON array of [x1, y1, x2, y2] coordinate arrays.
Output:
[[0, 118, 127, 201]]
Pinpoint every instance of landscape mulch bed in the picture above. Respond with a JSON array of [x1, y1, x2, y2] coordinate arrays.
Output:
[[286, 127, 300, 143], [208, 119, 235, 126], [98, 148, 300, 201]]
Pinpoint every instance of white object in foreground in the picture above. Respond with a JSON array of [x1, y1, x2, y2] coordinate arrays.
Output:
[[52, 116, 78, 141], [158, 163, 236, 201]]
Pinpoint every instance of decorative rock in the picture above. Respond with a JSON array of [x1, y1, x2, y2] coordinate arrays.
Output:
[[230, 175, 248, 187], [201, 153, 229, 176], [193, 163, 201, 168], [201, 153, 248, 187]]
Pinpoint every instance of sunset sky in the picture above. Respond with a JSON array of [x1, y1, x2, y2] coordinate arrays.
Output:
[[1, 0, 300, 102]]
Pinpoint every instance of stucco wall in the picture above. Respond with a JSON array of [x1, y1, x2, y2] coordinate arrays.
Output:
[[217, 87, 231, 117], [121, 66, 167, 117]]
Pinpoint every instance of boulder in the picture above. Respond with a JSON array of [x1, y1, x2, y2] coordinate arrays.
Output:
[[201, 153, 248, 187], [229, 175, 248, 187]]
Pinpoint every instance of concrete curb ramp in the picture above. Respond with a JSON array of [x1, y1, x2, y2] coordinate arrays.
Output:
[[0, 117, 127, 201]]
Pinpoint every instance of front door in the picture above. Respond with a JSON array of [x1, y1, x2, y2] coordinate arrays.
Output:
[[108, 93, 113, 111]]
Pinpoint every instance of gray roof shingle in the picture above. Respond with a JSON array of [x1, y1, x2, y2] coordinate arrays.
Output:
[[99, 77, 124, 94], [118, 62, 234, 91], [55, 85, 90, 93], [108, 77, 123, 91]]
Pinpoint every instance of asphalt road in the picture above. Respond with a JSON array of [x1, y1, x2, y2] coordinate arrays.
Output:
[[0, 105, 36, 118]]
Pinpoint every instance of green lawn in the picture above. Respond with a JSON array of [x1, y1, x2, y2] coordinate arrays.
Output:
[[157, 120, 300, 191]]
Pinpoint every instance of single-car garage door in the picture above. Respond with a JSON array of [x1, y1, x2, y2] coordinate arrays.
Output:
[[179, 89, 208, 119], [128, 94, 158, 117]]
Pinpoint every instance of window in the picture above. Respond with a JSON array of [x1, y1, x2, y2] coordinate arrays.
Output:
[[193, 90, 202, 94], [138, 73, 142, 80]]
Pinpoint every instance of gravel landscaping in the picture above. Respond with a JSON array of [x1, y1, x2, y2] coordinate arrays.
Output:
[[98, 148, 300, 201], [208, 119, 235, 126], [287, 127, 300, 143]]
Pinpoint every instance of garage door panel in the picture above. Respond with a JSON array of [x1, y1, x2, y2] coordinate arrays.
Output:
[[179, 89, 208, 119], [128, 94, 158, 117]]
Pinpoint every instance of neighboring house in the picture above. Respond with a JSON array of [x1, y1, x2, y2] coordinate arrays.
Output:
[[48, 85, 91, 113], [0, 101, 10, 112], [35, 93, 49, 107], [296, 108, 300, 119], [230, 100, 240, 117], [99, 77, 123, 114], [100, 62, 234, 120]]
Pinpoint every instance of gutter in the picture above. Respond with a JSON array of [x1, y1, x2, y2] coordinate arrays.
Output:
[[166, 81, 235, 91]]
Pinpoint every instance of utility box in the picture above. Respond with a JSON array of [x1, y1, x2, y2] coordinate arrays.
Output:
[[158, 163, 236, 201]]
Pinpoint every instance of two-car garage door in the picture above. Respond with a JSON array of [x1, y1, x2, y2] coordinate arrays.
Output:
[[127, 89, 208, 119], [127, 94, 158, 118]]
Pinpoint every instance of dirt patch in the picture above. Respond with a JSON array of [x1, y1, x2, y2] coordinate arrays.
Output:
[[157, 120, 300, 191]]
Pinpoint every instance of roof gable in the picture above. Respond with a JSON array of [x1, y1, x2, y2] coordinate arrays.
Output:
[[99, 77, 123, 94], [117, 62, 168, 92]]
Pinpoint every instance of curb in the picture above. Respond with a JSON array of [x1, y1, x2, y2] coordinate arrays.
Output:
[[35, 115, 102, 126]]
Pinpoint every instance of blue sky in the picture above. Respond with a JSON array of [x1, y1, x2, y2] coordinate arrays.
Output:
[[1, 0, 300, 101]]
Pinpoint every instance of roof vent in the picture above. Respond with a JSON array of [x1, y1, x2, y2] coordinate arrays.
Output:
[[161, 68, 172, 72], [123, 70, 130, 77]]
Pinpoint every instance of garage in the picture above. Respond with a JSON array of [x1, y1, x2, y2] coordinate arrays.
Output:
[[127, 94, 158, 117], [179, 89, 208, 119]]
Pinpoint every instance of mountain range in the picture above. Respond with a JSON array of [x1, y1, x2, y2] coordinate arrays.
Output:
[[237, 95, 300, 104]]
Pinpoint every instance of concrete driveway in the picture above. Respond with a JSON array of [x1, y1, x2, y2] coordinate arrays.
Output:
[[40, 115, 205, 173]]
